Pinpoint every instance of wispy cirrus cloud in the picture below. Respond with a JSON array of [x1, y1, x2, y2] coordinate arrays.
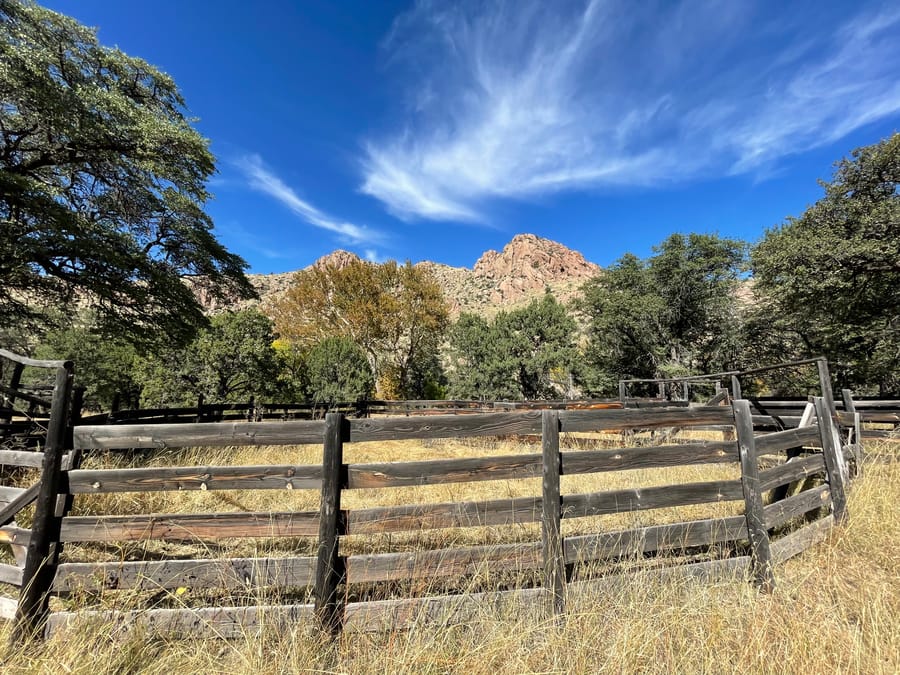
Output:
[[239, 154, 384, 246], [361, 0, 900, 222]]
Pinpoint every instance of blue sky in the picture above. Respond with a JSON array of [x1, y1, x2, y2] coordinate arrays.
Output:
[[45, 0, 900, 273]]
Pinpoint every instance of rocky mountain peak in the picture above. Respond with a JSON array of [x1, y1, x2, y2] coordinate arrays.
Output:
[[312, 249, 361, 270], [471, 233, 601, 308], [223, 234, 602, 319]]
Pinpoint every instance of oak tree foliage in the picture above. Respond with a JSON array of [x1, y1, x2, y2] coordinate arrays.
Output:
[[447, 294, 578, 400], [136, 309, 280, 406], [0, 0, 254, 347], [580, 233, 746, 393], [750, 133, 900, 393]]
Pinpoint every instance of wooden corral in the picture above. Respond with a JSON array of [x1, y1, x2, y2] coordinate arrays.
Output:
[[0, 347, 857, 644]]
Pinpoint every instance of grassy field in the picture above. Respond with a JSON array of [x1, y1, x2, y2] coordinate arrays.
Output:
[[1, 439, 898, 674]]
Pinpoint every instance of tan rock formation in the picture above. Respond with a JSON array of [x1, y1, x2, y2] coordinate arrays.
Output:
[[206, 233, 603, 318]]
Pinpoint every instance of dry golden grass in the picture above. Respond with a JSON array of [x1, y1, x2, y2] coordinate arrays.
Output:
[[1, 440, 898, 673]]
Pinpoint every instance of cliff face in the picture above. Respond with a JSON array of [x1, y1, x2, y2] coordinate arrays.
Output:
[[223, 234, 602, 317]]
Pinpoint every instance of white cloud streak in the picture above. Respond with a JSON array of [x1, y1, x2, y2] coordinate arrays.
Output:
[[240, 154, 383, 245], [361, 0, 900, 222]]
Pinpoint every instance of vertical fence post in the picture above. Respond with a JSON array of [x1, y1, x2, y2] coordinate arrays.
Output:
[[618, 381, 627, 404], [730, 375, 742, 401], [12, 361, 74, 643], [813, 397, 848, 523], [840, 389, 856, 416], [816, 358, 838, 417], [840, 389, 863, 477], [195, 393, 205, 423], [1, 362, 24, 425], [541, 410, 565, 618], [315, 412, 345, 635], [733, 399, 774, 593]]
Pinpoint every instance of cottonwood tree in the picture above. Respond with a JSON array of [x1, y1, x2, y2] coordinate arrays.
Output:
[[0, 0, 254, 347], [272, 259, 449, 398], [580, 233, 746, 393], [751, 133, 900, 394]]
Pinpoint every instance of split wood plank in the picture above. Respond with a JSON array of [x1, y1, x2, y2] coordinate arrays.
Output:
[[73, 419, 327, 450], [67, 464, 323, 493], [59, 511, 320, 543], [52, 556, 317, 593]]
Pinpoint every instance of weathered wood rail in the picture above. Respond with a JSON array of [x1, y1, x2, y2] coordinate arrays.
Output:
[[0, 380, 852, 642], [78, 397, 628, 426]]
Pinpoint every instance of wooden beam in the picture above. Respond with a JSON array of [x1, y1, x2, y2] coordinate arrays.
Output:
[[758, 455, 826, 492], [67, 464, 323, 493], [560, 406, 735, 433], [52, 556, 317, 593], [541, 410, 565, 617], [564, 515, 747, 564], [733, 400, 774, 593], [73, 419, 327, 450], [314, 412, 345, 635], [59, 511, 320, 542], [46, 603, 315, 640], [346, 542, 542, 585], [813, 397, 848, 524], [13, 363, 73, 643], [770, 515, 834, 563], [763, 485, 831, 530], [561, 479, 744, 519]]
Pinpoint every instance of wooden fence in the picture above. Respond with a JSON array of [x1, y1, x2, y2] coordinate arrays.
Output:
[[619, 357, 899, 443], [0, 351, 854, 642]]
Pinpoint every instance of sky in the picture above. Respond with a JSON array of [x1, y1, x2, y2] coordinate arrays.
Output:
[[44, 0, 900, 273]]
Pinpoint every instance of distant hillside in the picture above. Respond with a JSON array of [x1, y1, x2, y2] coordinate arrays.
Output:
[[203, 233, 603, 318]]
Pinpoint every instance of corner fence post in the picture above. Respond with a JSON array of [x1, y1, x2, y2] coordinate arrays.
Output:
[[733, 399, 775, 593], [813, 397, 848, 523], [12, 361, 74, 643], [315, 412, 346, 635], [541, 410, 565, 617]]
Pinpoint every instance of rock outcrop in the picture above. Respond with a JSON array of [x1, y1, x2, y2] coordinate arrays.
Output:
[[212, 233, 602, 318]]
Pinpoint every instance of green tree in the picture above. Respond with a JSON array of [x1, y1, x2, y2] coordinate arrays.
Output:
[[305, 336, 374, 404], [751, 133, 900, 394], [0, 0, 254, 347], [272, 258, 449, 398], [447, 294, 578, 400], [495, 294, 578, 399], [581, 233, 746, 393], [446, 313, 516, 399], [137, 309, 280, 406], [32, 315, 139, 410]]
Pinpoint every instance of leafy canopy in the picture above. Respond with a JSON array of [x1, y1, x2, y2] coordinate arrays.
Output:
[[272, 258, 449, 399], [305, 336, 374, 405], [750, 133, 900, 393], [136, 309, 280, 406], [447, 293, 578, 400], [0, 0, 254, 347], [580, 233, 746, 392]]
